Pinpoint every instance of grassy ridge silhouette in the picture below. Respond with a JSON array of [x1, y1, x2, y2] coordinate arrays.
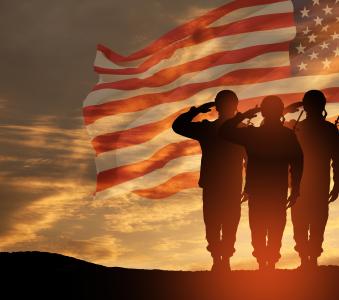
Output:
[[1, 251, 339, 300]]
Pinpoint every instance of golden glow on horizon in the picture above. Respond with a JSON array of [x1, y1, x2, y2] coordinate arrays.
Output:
[[0, 116, 338, 271]]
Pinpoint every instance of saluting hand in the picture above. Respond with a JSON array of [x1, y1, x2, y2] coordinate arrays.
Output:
[[283, 102, 303, 115], [196, 102, 215, 113], [242, 105, 260, 119]]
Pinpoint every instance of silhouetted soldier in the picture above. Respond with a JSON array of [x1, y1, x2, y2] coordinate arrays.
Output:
[[290, 90, 339, 269], [172, 90, 245, 272], [219, 96, 303, 270]]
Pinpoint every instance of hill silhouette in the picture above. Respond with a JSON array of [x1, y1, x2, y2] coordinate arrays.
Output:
[[1, 251, 339, 300]]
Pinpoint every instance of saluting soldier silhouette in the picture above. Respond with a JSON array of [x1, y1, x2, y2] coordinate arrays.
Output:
[[219, 96, 303, 270], [172, 90, 246, 272], [289, 90, 339, 269]]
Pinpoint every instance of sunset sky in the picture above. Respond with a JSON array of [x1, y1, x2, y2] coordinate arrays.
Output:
[[0, 0, 338, 270]]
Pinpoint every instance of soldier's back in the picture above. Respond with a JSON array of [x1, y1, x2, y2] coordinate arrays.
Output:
[[297, 118, 338, 197]]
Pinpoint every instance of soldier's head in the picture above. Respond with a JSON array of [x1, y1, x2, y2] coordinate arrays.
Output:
[[260, 96, 284, 123], [302, 90, 327, 118], [215, 90, 238, 118]]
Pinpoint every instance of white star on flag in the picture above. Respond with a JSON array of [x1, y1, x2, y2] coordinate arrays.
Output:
[[322, 5, 333, 15], [301, 7, 310, 18], [322, 58, 331, 69], [331, 32, 339, 40], [298, 61, 308, 70], [320, 41, 329, 49], [321, 25, 329, 32], [308, 34, 317, 43], [296, 43, 306, 53], [314, 16, 323, 26], [309, 51, 319, 60], [303, 26, 311, 35]]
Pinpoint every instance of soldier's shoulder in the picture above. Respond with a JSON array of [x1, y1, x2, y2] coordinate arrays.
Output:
[[323, 120, 337, 130], [326, 122, 338, 137], [300, 119, 338, 134]]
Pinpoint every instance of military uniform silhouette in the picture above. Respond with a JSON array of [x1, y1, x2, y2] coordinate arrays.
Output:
[[219, 96, 303, 270], [172, 90, 245, 272], [290, 90, 339, 269]]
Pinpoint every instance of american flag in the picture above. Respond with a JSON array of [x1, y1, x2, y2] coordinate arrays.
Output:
[[83, 0, 339, 200]]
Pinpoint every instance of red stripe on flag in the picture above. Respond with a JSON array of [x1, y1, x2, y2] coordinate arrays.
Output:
[[132, 171, 200, 199], [96, 140, 200, 192], [92, 109, 183, 154]]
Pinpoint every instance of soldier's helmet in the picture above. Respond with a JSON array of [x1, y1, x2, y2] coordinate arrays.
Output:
[[260, 95, 284, 119], [302, 90, 326, 114]]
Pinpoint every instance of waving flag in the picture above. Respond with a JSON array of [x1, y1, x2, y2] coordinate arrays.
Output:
[[83, 0, 339, 200]]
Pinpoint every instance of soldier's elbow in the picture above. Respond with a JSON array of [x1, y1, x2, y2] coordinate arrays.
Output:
[[172, 122, 179, 133], [172, 121, 183, 135]]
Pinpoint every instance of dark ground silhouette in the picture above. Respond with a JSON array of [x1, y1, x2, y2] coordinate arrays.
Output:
[[2, 251, 339, 300]]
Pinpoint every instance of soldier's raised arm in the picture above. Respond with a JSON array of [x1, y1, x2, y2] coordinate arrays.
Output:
[[172, 102, 214, 139], [218, 106, 260, 146]]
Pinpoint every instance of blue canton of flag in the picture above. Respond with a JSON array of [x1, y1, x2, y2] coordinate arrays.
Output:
[[290, 0, 339, 75]]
